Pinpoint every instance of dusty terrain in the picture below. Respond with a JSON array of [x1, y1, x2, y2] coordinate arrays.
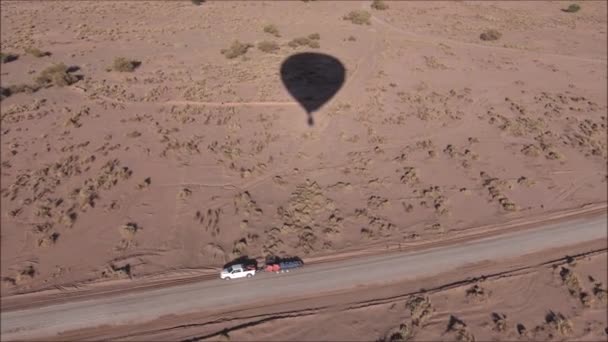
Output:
[[1, 0, 606, 306]]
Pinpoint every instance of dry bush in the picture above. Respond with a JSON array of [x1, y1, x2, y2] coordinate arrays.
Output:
[[178, 187, 192, 200], [0, 83, 39, 100], [371, 0, 389, 10], [387, 323, 412, 342], [480, 29, 502, 41], [288, 36, 320, 49], [466, 284, 490, 301], [491, 313, 508, 332], [111, 57, 140, 72], [263, 24, 280, 37], [347, 35, 357, 41], [25, 47, 50, 57], [120, 222, 141, 239], [406, 295, 433, 326], [308, 33, 320, 40], [545, 311, 573, 336], [344, 10, 371, 25], [447, 315, 475, 342], [592, 282, 607, 303], [136, 177, 151, 190], [36, 63, 79, 87], [1, 52, 18, 63], [191, 0, 205, 5], [559, 267, 582, 295], [562, 4, 580, 12], [221, 40, 253, 59], [257, 41, 280, 53]]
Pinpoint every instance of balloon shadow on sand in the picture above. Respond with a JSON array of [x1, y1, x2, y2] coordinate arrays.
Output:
[[280, 53, 346, 126]]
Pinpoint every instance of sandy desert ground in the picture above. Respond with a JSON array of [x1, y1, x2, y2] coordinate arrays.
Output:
[[1, 0, 606, 321]]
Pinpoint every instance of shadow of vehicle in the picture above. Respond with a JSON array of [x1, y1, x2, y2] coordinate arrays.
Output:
[[223, 256, 258, 270]]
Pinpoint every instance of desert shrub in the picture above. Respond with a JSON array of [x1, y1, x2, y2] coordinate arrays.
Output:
[[36, 63, 79, 87], [25, 47, 50, 57], [0, 84, 39, 100], [371, 0, 389, 10], [263, 24, 280, 37], [111, 57, 140, 72], [8, 84, 39, 94], [192, 0, 204, 5], [308, 33, 320, 40], [257, 41, 279, 53], [288, 36, 320, 49], [480, 29, 502, 41], [0, 52, 18, 63], [344, 10, 371, 25], [406, 296, 433, 326], [563, 4, 580, 12], [221, 40, 253, 59], [545, 311, 573, 336]]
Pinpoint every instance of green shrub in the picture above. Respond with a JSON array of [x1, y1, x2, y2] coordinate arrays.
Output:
[[36, 63, 79, 87], [563, 4, 581, 12], [111, 57, 140, 72], [480, 29, 502, 41], [371, 0, 389, 10], [263, 24, 280, 37], [0, 52, 18, 63], [258, 41, 280, 53], [344, 10, 371, 25], [221, 40, 253, 59]]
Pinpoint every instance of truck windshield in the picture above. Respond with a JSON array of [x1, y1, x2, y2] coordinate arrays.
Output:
[[226, 267, 233, 273]]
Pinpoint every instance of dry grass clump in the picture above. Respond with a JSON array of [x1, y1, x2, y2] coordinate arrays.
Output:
[[344, 10, 371, 25], [480, 29, 502, 41], [110, 57, 140, 72], [287, 36, 320, 49], [545, 311, 573, 336], [386, 323, 412, 342], [25, 47, 50, 57], [562, 4, 580, 13], [1, 52, 18, 63], [371, 0, 389, 10], [263, 24, 280, 37], [191, 0, 205, 5], [120, 222, 141, 239], [258, 41, 280, 53], [491, 313, 508, 332], [0, 83, 40, 100], [35, 63, 79, 87], [178, 187, 192, 200], [446, 315, 475, 342], [308, 33, 320, 40], [406, 295, 434, 326], [221, 40, 253, 59], [466, 284, 490, 301]]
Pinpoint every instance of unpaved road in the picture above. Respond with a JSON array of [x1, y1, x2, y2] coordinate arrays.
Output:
[[2, 214, 606, 341]]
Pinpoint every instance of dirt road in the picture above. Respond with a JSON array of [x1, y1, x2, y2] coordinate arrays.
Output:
[[2, 213, 606, 341]]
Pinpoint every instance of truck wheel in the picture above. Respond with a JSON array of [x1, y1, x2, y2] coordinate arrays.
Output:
[[225, 277, 231, 280], [246, 274, 253, 278]]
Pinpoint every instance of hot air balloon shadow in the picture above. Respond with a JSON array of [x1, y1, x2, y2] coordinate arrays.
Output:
[[280, 53, 346, 126]]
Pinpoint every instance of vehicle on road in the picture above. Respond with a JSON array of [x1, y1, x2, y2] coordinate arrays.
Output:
[[263, 256, 304, 273], [220, 264, 256, 280]]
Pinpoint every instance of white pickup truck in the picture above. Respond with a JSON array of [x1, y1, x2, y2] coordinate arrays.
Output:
[[220, 264, 256, 280]]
